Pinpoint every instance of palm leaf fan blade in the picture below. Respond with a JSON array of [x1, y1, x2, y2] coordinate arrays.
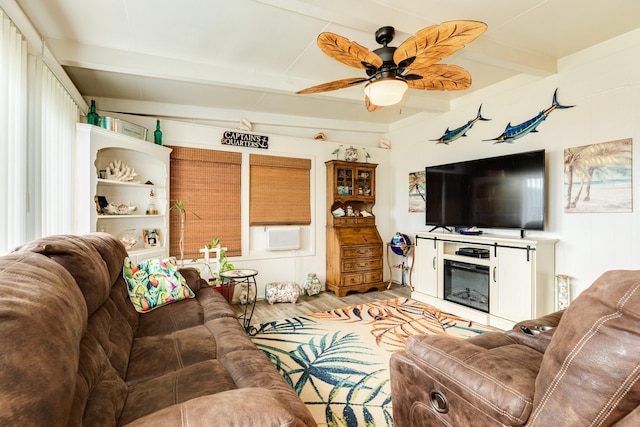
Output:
[[406, 64, 471, 91], [296, 77, 367, 94], [317, 32, 383, 69], [393, 20, 487, 68]]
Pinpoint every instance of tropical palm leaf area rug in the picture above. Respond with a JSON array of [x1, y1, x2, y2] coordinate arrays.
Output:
[[251, 297, 496, 426]]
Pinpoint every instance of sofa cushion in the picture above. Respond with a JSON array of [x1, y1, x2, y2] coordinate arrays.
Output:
[[87, 294, 135, 379], [126, 325, 218, 386], [13, 233, 112, 315], [0, 252, 87, 426], [68, 332, 128, 426], [207, 316, 258, 359], [119, 360, 238, 425], [219, 349, 319, 427], [135, 286, 237, 337], [529, 270, 640, 426], [83, 232, 130, 286], [123, 257, 195, 313], [122, 389, 313, 427]]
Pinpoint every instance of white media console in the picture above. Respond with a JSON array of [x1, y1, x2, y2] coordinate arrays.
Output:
[[412, 231, 558, 330]]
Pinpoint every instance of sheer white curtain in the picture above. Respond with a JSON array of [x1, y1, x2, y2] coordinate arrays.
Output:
[[28, 55, 78, 238], [0, 9, 79, 254], [0, 10, 28, 254]]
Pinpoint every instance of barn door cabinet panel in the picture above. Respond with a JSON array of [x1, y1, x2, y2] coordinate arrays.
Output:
[[325, 160, 384, 297], [412, 231, 557, 329]]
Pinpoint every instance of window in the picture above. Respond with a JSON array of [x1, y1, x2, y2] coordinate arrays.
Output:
[[0, 10, 78, 254], [168, 146, 242, 260], [249, 154, 311, 226], [29, 56, 78, 237], [0, 10, 28, 253]]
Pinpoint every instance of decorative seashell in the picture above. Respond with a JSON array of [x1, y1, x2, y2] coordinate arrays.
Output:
[[379, 138, 391, 149], [314, 132, 326, 141], [103, 202, 137, 215], [240, 118, 253, 131]]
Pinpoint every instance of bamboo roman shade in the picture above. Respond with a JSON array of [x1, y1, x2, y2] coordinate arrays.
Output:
[[249, 154, 311, 225], [169, 146, 242, 259]]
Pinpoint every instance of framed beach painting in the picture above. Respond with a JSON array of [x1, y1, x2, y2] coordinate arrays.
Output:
[[409, 171, 426, 213], [564, 138, 632, 213]]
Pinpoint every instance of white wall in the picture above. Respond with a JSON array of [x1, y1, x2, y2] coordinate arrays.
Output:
[[387, 29, 640, 298], [104, 114, 392, 298], [105, 29, 640, 302]]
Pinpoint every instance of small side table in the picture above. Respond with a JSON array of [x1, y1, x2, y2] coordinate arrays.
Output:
[[219, 269, 258, 335], [386, 243, 415, 291]]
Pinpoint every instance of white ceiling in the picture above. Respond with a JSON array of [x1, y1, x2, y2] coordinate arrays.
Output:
[[12, 0, 640, 129]]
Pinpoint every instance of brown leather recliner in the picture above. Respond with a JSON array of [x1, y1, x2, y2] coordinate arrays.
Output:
[[390, 270, 640, 426]]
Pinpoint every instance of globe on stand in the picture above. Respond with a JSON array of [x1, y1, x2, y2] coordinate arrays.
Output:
[[390, 232, 412, 256]]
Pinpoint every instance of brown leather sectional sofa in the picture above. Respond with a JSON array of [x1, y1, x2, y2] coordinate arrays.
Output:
[[390, 269, 640, 426], [0, 233, 316, 426]]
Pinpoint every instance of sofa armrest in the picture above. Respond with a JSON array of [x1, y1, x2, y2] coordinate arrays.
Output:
[[398, 334, 543, 425], [179, 267, 208, 292], [506, 310, 564, 353], [122, 388, 313, 427]]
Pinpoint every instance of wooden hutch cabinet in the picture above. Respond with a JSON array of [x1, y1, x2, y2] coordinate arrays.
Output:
[[325, 160, 385, 297]]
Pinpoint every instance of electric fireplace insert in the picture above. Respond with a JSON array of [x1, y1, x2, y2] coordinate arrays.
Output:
[[443, 259, 489, 312]]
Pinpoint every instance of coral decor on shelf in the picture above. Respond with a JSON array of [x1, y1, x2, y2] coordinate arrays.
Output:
[[103, 160, 140, 183]]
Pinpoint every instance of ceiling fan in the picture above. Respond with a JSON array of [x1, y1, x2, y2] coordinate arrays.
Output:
[[296, 21, 487, 111]]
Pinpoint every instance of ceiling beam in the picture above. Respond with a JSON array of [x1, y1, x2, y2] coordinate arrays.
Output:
[[49, 39, 453, 114], [49, 40, 309, 96]]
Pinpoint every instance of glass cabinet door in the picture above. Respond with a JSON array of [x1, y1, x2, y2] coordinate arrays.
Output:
[[336, 167, 354, 196], [355, 168, 373, 197]]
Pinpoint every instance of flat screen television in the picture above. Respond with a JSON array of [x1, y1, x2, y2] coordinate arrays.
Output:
[[425, 149, 546, 231]]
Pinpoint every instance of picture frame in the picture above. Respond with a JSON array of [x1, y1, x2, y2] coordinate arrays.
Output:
[[94, 195, 109, 214], [564, 138, 632, 213], [143, 228, 161, 248], [408, 171, 426, 213]]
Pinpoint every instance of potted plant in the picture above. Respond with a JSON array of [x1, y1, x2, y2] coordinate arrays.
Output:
[[190, 237, 235, 300], [169, 198, 201, 266]]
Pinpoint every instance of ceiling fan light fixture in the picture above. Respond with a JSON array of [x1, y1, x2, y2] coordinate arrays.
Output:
[[364, 78, 408, 106]]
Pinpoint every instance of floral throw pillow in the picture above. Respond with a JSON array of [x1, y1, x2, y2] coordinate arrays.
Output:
[[123, 257, 195, 313]]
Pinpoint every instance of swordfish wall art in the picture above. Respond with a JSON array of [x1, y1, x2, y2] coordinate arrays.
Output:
[[432, 89, 574, 145], [486, 89, 574, 143], [431, 104, 491, 144]]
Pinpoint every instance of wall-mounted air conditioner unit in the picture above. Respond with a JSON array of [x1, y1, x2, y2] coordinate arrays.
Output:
[[265, 226, 300, 251]]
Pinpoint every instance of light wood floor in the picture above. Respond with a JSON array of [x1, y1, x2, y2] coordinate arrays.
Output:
[[232, 283, 412, 325]]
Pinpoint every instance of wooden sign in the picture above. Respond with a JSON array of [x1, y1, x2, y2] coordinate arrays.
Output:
[[221, 131, 269, 149]]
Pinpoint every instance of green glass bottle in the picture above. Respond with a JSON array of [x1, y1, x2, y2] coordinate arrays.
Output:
[[154, 120, 163, 145], [87, 100, 100, 126]]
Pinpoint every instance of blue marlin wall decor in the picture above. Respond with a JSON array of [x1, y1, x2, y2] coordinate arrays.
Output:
[[431, 104, 490, 144], [486, 89, 574, 143]]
